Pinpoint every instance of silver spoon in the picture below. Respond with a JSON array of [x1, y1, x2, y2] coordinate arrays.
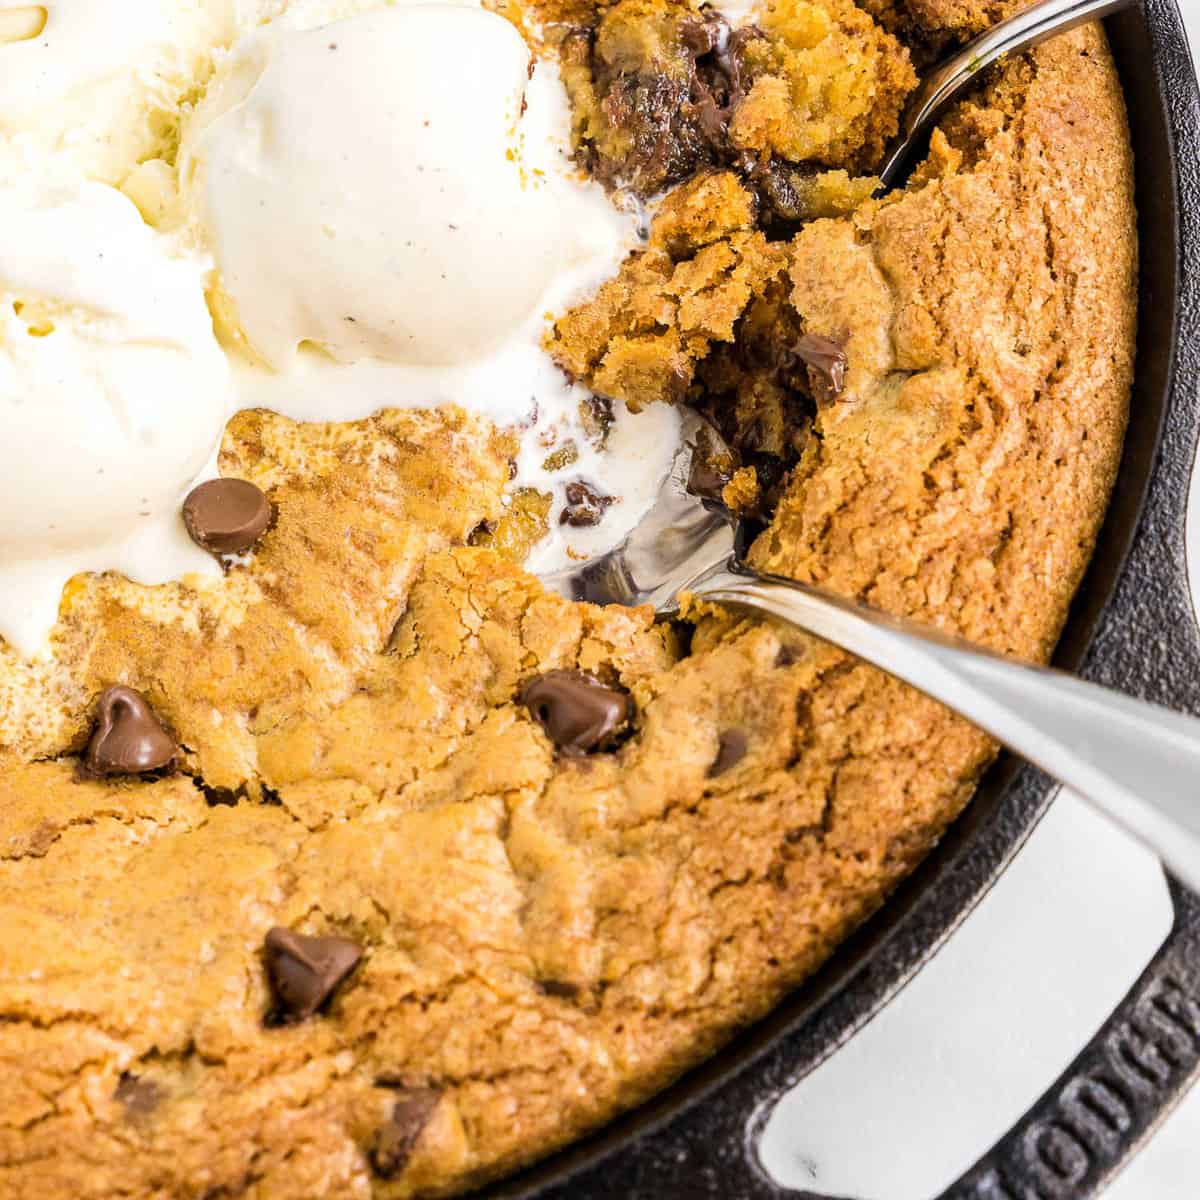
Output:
[[542, 410, 1200, 892], [876, 0, 1135, 190]]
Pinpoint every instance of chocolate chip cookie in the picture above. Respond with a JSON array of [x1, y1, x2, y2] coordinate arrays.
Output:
[[0, 2, 1135, 1198]]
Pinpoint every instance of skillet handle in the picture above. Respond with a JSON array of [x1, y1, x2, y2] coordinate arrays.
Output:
[[944, 874, 1200, 1198]]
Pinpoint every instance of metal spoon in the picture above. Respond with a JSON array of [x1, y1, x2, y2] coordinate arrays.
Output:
[[876, 0, 1136, 190], [542, 410, 1200, 892]]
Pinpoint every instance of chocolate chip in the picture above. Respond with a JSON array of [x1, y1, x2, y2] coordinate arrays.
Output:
[[371, 1088, 441, 1179], [202, 785, 240, 808], [687, 425, 737, 502], [536, 978, 580, 1000], [689, 14, 749, 144], [560, 480, 615, 528], [85, 686, 178, 777], [709, 730, 748, 777], [794, 334, 847, 405], [520, 670, 632, 755], [687, 457, 732, 502], [263, 927, 363, 1024], [115, 1073, 161, 1116], [681, 13, 725, 55], [581, 393, 615, 439], [468, 519, 498, 545], [182, 478, 272, 556]]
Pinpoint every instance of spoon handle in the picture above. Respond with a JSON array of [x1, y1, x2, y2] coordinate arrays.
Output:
[[877, 0, 1137, 189], [692, 559, 1200, 890]]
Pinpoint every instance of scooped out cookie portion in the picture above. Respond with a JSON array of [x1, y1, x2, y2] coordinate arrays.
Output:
[[545, 168, 840, 517], [559, 0, 914, 198]]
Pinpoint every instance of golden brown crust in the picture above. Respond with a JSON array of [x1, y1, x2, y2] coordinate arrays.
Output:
[[0, 20, 1135, 1200], [547, 170, 789, 410], [729, 0, 917, 169]]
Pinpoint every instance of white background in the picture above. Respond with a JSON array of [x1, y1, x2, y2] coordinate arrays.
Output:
[[759, 3, 1200, 1194]]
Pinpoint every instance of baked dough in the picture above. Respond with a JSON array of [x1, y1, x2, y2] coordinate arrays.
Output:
[[0, 3, 1135, 1196]]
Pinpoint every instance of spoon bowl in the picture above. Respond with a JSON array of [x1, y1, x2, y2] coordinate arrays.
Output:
[[541, 409, 736, 611]]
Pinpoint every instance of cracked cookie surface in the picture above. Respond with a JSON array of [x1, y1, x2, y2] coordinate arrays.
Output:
[[0, 11, 1135, 1200]]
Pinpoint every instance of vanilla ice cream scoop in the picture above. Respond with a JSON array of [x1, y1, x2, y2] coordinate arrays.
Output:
[[0, 178, 229, 655], [185, 4, 621, 369], [0, 1, 231, 185]]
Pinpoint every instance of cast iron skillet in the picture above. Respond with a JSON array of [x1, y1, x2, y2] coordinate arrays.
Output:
[[485, 0, 1200, 1194]]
